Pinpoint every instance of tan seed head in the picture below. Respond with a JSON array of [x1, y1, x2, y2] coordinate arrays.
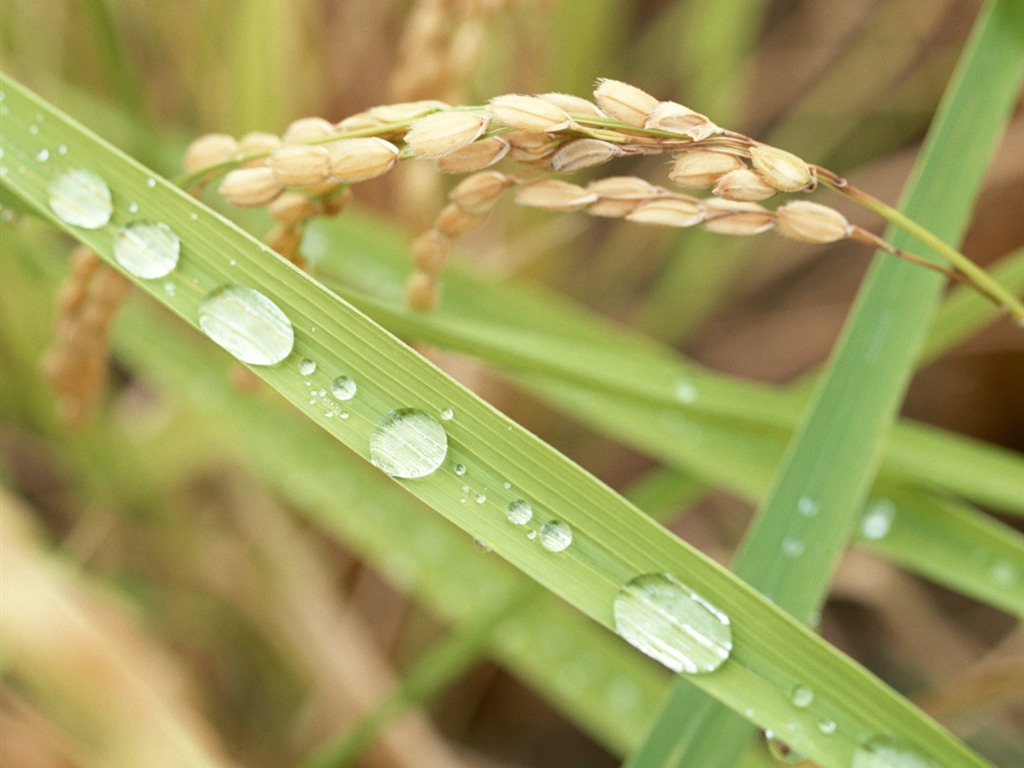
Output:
[[435, 136, 510, 173], [712, 168, 777, 202], [593, 79, 659, 127], [405, 111, 490, 157], [505, 131, 562, 162], [775, 201, 851, 243], [449, 171, 511, 214], [268, 191, 317, 225], [405, 270, 440, 312], [370, 100, 450, 123], [669, 149, 745, 188], [549, 139, 622, 173], [412, 230, 450, 274], [750, 144, 813, 192], [626, 197, 705, 228], [184, 133, 238, 172], [701, 199, 774, 235], [515, 179, 597, 211], [436, 203, 489, 239], [538, 92, 605, 117], [238, 132, 283, 167], [219, 167, 286, 207], [336, 112, 385, 133], [282, 117, 337, 143], [269, 145, 331, 187], [326, 138, 400, 183], [587, 176, 660, 199], [645, 101, 719, 141], [488, 94, 574, 133]]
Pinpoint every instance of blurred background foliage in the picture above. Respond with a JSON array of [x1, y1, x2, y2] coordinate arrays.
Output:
[[1, 1, 1021, 766]]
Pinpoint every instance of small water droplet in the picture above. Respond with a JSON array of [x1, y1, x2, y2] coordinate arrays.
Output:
[[613, 572, 732, 674], [475, 494, 486, 504], [539, 521, 572, 552], [461, 485, 470, 494], [48, 168, 113, 229], [797, 496, 819, 517], [989, 559, 1017, 586], [440, 407, 454, 420], [502, 481, 511, 489], [851, 737, 931, 768], [229, 259, 237, 266], [189, 212, 198, 221], [298, 358, 316, 375], [35, 148, 49, 162], [57, 144, 67, 155], [861, 499, 895, 540], [454, 464, 467, 476], [765, 732, 805, 765], [163, 282, 176, 296], [818, 719, 836, 735], [674, 378, 698, 403], [526, 529, 537, 540], [506, 499, 533, 525], [29, 123, 39, 135], [473, 539, 492, 553], [331, 375, 356, 400], [113, 221, 180, 279], [791, 684, 814, 708], [198, 284, 294, 365], [782, 537, 805, 557], [146, 177, 157, 188], [369, 408, 448, 479]]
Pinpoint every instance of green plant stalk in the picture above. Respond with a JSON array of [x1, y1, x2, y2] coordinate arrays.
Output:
[[627, 0, 1023, 765]]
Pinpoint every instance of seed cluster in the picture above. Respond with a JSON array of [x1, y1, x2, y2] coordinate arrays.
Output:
[[42, 246, 131, 427], [183, 78, 963, 313]]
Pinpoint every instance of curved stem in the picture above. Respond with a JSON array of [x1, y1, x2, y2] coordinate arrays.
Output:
[[816, 167, 1024, 323]]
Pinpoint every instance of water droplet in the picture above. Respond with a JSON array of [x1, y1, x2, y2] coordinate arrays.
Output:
[[35, 148, 49, 162], [765, 732, 805, 765], [539, 521, 572, 552], [369, 408, 448, 479], [198, 284, 294, 365], [851, 737, 931, 768], [526, 529, 537, 540], [475, 493, 486, 504], [440, 407, 454, 420], [502, 481, 511, 489], [791, 684, 814, 708], [163, 282, 176, 297], [48, 168, 112, 229], [674, 378, 698, 403], [782, 537, 805, 557], [797, 496, 819, 517], [861, 499, 895, 540], [331, 375, 356, 400], [989, 559, 1017, 586], [818, 719, 836, 735], [506, 499, 533, 525], [57, 144, 67, 155], [189, 212, 198, 221], [473, 539, 492, 553], [613, 572, 732, 674], [113, 221, 180, 279], [454, 463, 467, 476], [29, 123, 39, 135], [146, 177, 157, 188], [298, 358, 316, 375]]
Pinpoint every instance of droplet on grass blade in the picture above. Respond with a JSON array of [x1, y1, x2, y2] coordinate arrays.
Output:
[[198, 285, 295, 365], [370, 409, 448, 479], [613, 572, 732, 674], [539, 521, 572, 552], [331, 376, 356, 401], [113, 221, 180, 279], [48, 168, 113, 229], [506, 499, 533, 525], [851, 737, 931, 768]]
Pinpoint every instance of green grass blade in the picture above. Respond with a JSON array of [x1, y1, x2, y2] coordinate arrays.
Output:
[[629, 0, 1024, 764], [0, 70, 1003, 768]]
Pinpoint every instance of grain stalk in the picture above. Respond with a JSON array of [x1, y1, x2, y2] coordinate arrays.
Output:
[[177, 79, 1024, 321]]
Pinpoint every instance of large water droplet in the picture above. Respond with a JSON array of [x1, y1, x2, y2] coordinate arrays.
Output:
[[506, 499, 533, 525], [48, 168, 112, 228], [198, 285, 294, 365], [539, 521, 572, 552], [861, 499, 895, 540], [113, 221, 180, 278], [851, 737, 931, 768], [331, 375, 357, 400], [370, 408, 448, 479], [613, 572, 732, 674], [791, 684, 814, 708]]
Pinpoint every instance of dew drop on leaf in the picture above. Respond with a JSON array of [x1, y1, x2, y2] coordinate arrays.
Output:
[[506, 499, 533, 525], [613, 572, 732, 674], [369, 408, 448, 479], [113, 221, 180, 279], [298, 358, 316, 375], [851, 737, 931, 768], [198, 284, 294, 365], [539, 521, 572, 552], [331, 375, 356, 401], [48, 168, 112, 229]]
